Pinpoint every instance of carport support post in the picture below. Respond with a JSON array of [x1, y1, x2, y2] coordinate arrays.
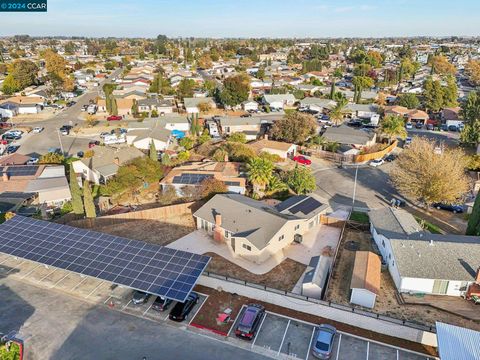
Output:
[[352, 165, 359, 209]]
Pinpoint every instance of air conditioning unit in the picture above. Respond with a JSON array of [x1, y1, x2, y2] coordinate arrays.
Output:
[[294, 234, 303, 244]]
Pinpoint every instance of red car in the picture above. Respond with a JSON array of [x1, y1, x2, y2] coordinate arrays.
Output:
[[293, 155, 312, 166], [107, 115, 122, 121], [88, 140, 100, 148]]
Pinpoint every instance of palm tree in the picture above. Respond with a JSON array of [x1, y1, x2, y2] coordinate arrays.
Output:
[[379, 115, 407, 143], [267, 174, 287, 193], [247, 157, 274, 197], [329, 97, 348, 126]]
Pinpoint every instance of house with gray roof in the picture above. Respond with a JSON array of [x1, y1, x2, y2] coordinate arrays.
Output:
[[369, 207, 480, 297], [183, 97, 216, 114], [262, 94, 296, 109], [322, 125, 377, 149], [193, 194, 329, 264], [299, 98, 336, 112]]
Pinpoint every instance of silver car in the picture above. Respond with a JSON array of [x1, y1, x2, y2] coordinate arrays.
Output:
[[311, 324, 336, 359]]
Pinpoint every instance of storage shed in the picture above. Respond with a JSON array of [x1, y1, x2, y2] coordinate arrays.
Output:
[[302, 255, 331, 299], [349, 251, 381, 309]]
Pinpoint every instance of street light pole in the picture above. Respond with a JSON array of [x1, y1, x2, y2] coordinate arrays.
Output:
[[57, 129, 64, 155], [352, 165, 359, 210]]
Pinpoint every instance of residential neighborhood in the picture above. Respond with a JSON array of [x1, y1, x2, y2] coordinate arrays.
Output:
[[1, 2, 480, 360]]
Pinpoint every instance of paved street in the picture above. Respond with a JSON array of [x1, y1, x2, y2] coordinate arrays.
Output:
[[12, 68, 122, 157], [0, 276, 270, 360], [406, 128, 460, 147]]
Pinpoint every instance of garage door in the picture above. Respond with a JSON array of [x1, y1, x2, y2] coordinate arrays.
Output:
[[432, 280, 449, 295]]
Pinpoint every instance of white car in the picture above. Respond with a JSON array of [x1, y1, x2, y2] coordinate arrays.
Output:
[[370, 159, 384, 167], [33, 127, 44, 133], [405, 122, 413, 129], [27, 157, 39, 165]]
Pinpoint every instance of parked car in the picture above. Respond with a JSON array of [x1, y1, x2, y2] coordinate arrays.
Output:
[[240, 113, 252, 118], [311, 324, 337, 359], [59, 125, 72, 135], [2, 133, 21, 141], [169, 292, 199, 322], [404, 137, 412, 146], [76, 151, 84, 158], [405, 122, 413, 129], [432, 203, 464, 214], [27, 157, 39, 165], [293, 155, 312, 166], [33, 126, 44, 133], [234, 304, 265, 340], [0, 122, 13, 129], [107, 115, 122, 121], [448, 125, 458, 132], [348, 120, 363, 128], [384, 154, 397, 162], [100, 132, 110, 139], [440, 124, 449, 131], [6, 145, 19, 154], [415, 122, 423, 129], [132, 290, 150, 305], [48, 147, 61, 154], [369, 158, 384, 167], [66, 101, 76, 107], [426, 124, 434, 131], [151, 296, 173, 312], [88, 140, 100, 148], [81, 104, 88, 112]]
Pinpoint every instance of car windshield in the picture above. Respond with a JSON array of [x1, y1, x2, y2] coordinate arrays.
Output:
[[239, 309, 257, 327], [315, 340, 330, 351]]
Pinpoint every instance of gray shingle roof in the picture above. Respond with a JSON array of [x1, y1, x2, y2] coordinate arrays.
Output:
[[369, 207, 422, 236], [322, 125, 374, 146]]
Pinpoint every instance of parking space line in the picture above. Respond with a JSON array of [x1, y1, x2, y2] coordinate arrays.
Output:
[[251, 312, 267, 348], [39, 267, 57, 282], [50, 273, 69, 288], [277, 319, 290, 356], [122, 300, 132, 310], [142, 303, 153, 317], [103, 296, 112, 304], [164, 311, 171, 321], [227, 305, 246, 337], [20, 264, 42, 279], [396, 349, 399, 360], [306, 326, 316, 360], [188, 294, 209, 325], [71, 276, 88, 291], [366, 341, 369, 360], [6, 259, 26, 274], [86, 281, 105, 298], [335, 333, 342, 360]]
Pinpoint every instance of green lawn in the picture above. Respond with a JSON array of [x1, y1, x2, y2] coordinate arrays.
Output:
[[414, 216, 442, 234], [349, 211, 369, 224], [0, 342, 21, 360]]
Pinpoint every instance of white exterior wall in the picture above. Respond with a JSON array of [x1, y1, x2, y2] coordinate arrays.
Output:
[[350, 288, 376, 309], [400, 277, 434, 294], [371, 225, 402, 289], [186, 106, 199, 114], [133, 138, 168, 151], [72, 160, 100, 184], [165, 122, 189, 131], [242, 102, 258, 111], [302, 283, 322, 299], [268, 101, 285, 109], [18, 105, 41, 114]]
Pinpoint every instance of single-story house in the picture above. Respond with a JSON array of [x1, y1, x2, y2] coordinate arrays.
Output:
[[97, 98, 134, 116], [126, 127, 172, 152], [322, 125, 377, 149], [0, 192, 35, 213], [344, 104, 380, 122], [249, 137, 297, 159], [299, 98, 336, 113], [349, 251, 381, 309], [0, 96, 44, 115], [112, 90, 147, 100], [302, 255, 331, 299], [369, 207, 480, 297], [160, 161, 246, 196], [193, 194, 329, 264], [441, 107, 461, 121], [137, 99, 173, 115], [385, 105, 410, 118], [72, 146, 145, 184], [242, 100, 259, 112], [0, 153, 30, 166], [219, 116, 264, 140], [407, 109, 429, 124], [262, 94, 296, 109], [184, 97, 216, 114], [162, 115, 190, 132]]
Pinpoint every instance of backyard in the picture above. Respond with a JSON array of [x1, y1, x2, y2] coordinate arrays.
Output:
[[204, 253, 306, 292], [326, 228, 480, 331]]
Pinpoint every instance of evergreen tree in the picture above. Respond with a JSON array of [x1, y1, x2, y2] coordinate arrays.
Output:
[[466, 192, 480, 236], [69, 164, 84, 215], [149, 140, 157, 161], [111, 96, 118, 116], [329, 81, 335, 100], [83, 180, 96, 218]]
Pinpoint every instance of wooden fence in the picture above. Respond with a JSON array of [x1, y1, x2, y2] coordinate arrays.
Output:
[[353, 141, 398, 163], [311, 141, 397, 164]]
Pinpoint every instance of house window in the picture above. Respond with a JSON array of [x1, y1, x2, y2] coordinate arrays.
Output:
[[278, 235, 284, 241], [388, 253, 391, 260], [242, 244, 251, 251], [382, 239, 385, 248], [294, 225, 300, 231]]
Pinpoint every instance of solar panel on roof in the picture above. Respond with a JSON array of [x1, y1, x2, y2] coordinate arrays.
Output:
[[0, 216, 210, 302], [172, 173, 213, 185], [288, 197, 322, 215], [4, 166, 39, 177], [275, 195, 307, 212], [224, 181, 240, 186]]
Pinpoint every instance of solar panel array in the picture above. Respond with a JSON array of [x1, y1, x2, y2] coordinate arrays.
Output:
[[172, 173, 214, 185], [289, 197, 323, 216], [275, 195, 307, 212], [0, 216, 210, 302], [224, 181, 241, 186], [0, 165, 39, 177]]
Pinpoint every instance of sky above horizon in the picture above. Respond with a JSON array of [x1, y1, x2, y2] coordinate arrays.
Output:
[[1, 0, 479, 38]]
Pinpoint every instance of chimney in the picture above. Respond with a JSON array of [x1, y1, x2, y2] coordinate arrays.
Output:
[[264, 134, 269, 141], [476, 267, 480, 283], [113, 157, 120, 166], [215, 213, 222, 227], [2, 173, 8, 182]]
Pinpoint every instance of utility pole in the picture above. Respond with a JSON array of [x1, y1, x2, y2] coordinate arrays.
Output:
[[352, 165, 359, 210], [57, 129, 64, 155]]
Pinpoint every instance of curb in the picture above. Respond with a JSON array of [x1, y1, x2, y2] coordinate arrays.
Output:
[[189, 322, 229, 337]]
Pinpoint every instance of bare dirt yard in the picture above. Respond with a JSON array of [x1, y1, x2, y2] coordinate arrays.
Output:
[[90, 214, 195, 246], [205, 253, 306, 292], [326, 228, 480, 331]]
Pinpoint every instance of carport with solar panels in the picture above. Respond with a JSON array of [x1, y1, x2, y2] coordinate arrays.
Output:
[[0, 216, 210, 302]]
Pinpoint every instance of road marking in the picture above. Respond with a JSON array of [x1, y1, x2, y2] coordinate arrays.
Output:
[[86, 281, 105, 298], [188, 295, 209, 325], [6, 259, 26, 274], [227, 305, 246, 337], [164, 311, 171, 321], [122, 299, 132, 310], [142, 303, 153, 316], [50, 273, 69, 288], [20, 264, 42, 279], [71, 276, 89, 291], [336, 333, 342, 360], [306, 326, 316, 360], [39, 268, 57, 282], [251, 312, 267, 348], [103, 296, 112, 304], [366, 341, 369, 360], [396, 349, 399, 360], [277, 319, 291, 355]]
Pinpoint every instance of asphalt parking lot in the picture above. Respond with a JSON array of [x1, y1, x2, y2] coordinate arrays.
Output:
[[229, 310, 434, 360]]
